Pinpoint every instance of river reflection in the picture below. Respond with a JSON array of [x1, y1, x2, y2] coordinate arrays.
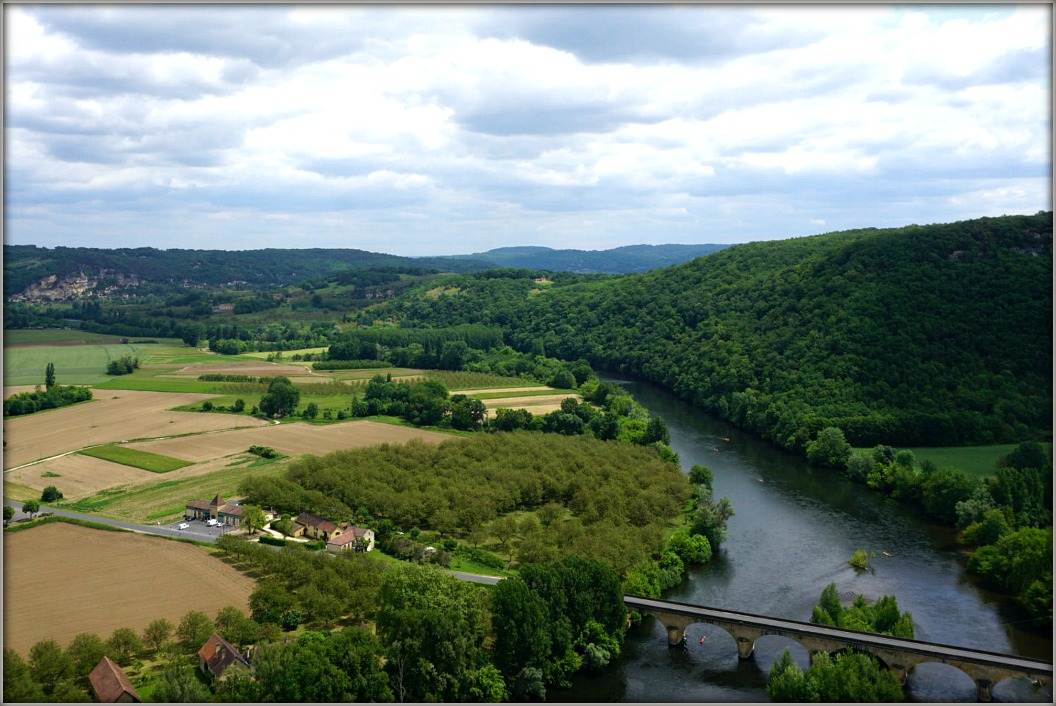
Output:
[[555, 377, 1052, 702]]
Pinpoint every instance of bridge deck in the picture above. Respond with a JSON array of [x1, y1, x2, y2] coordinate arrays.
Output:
[[624, 595, 1053, 676]]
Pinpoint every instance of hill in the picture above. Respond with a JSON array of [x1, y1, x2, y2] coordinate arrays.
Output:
[[2, 245, 491, 300], [377, 213, 1054, 450], [439, 243, 730, 273]]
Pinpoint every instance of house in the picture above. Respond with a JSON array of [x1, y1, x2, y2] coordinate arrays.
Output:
[[197, 633, 251, 681], [326, 525, 375, 554], [291, 511, 343, 541], [88, 656, 141, 703], [185, 495, 246, 527]]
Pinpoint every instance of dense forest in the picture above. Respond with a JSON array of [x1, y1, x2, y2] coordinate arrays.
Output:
[[370, 213, 1053, 451]]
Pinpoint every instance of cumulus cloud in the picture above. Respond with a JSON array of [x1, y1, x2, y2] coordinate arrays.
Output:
[[4, 4, 1050, 255]]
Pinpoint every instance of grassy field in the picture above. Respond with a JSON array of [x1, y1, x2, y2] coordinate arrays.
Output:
[[854, 443, 1053, 479], [3, 329, 139, 344], [78, 445, 193, 473], [3, 341, 162, 386]]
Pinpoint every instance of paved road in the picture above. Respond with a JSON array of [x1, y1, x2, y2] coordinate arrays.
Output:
[[3, 500, 225, 542]]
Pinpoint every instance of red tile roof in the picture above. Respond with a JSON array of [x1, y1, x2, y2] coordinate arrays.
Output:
[[218, 503, 242, 517], [186, 499, 213, 511], [89, 656, 141, 703]]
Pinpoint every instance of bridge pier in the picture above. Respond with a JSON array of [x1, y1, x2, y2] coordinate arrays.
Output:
[[976, 679, 993, 702], [659, 614, 695, 648], [729, 627, 763, 660]]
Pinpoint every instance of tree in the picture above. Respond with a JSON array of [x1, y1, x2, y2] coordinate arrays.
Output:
[[259, 376, 301, 418], [152, 662, 212, 702], [806, 427, 852, 468], [29, 639, 73, 696], [41, 486, 63, 502], [768, 649, 902, 702], [45, 362, 56, 390], [64, 633, 107, 686], [143, 618, 174, 654], [22, 499, 40, 518], [175, 610, 214, 653], [242, 504, 267, 534], [490, 577, 552, 679], [304, 402, 319, 419], [4, 505, 14, 524], [106, 627, 143, 665], [4, 648, 46, 702]]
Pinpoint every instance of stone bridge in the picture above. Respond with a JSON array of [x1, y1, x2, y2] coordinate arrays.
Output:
[[625, 595, 1053, 702]]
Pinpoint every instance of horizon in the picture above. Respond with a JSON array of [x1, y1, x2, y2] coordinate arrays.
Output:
[[5, 4, 1051, 256]]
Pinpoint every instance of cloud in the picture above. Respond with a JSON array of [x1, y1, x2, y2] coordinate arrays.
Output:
[[4, 4, 1051, 255]]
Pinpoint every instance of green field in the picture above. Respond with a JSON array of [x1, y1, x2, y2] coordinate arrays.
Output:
[[2, 331, 201, 385], [3, 329, 135, 345], [93, 376, 225, 394], [855, 443, 1053, 480], [78, 446, 193, 473]]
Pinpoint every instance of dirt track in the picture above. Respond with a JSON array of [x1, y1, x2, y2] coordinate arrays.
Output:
[[3, 522, 255, 654]]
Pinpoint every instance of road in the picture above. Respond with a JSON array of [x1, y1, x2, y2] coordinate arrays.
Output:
[[3, 500, 228, 542], [2, 499, 506, 586]]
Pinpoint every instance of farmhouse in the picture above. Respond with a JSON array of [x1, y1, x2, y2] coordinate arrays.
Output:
[[88, 656, 141, 703], [198, 633, 251, 681], [292, 511, 374, 551], [326, 526, 375, 554], [185, 494, 245, 527]]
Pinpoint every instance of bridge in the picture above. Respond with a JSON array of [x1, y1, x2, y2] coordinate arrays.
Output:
[[625, 595, 1053, 702]]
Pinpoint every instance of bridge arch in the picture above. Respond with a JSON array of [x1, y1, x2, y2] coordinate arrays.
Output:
[[623, 594, 1052, 703]]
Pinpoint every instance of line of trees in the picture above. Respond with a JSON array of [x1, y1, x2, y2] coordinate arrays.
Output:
[[3, 364, 93, 417]]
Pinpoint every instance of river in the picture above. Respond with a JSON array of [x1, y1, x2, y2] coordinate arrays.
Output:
[[557, 378, 1052, 703]]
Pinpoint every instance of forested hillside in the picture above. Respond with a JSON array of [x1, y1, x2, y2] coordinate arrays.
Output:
[[376, 213, 1053, 451], [2, 245, 489, 298]]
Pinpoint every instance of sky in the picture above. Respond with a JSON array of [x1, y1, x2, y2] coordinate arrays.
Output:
[[3, 3, 1051, 257]]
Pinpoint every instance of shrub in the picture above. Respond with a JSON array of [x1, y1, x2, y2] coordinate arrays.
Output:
[[40, 486, 63, 503]]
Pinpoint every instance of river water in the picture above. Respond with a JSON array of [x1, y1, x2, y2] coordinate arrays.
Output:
[[557, 378, 1052, 703]]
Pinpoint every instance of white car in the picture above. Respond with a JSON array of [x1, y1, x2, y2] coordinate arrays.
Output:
[[177, 522, 190, 530], [206, 518, 219, 527]]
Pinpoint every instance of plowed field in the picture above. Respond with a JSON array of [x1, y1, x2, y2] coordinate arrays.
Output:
[[3, 523, 255, 654], [2, 390, 270, 470], [126, 420, 452, 461]]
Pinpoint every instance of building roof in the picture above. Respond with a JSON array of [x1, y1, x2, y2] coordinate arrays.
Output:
[[211, 494, 225, 507], [198, 633, 250, 678], [186, 499, 213, 511], [88, 656, 142, 703], [218, 503, 242, 517], [327, 526, 372, 546], [296, 511, 338, 534]]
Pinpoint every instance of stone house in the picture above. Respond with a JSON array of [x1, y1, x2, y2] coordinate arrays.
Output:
[[326, 526, 376, 554]]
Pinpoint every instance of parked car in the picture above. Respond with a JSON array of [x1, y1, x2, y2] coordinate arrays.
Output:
[[178, 522, 190, 530], [206, 518, 219, 527]]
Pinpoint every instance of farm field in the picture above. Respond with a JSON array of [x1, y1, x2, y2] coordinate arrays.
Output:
[[3, 522, 255, 655], [482, 393, 582, 418], [1, 390, 271, 470], [126, 419, 453, 462], [907, 443, 1053, 479], [5, 453, 161, 502], [3, 340, 161, 386]]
